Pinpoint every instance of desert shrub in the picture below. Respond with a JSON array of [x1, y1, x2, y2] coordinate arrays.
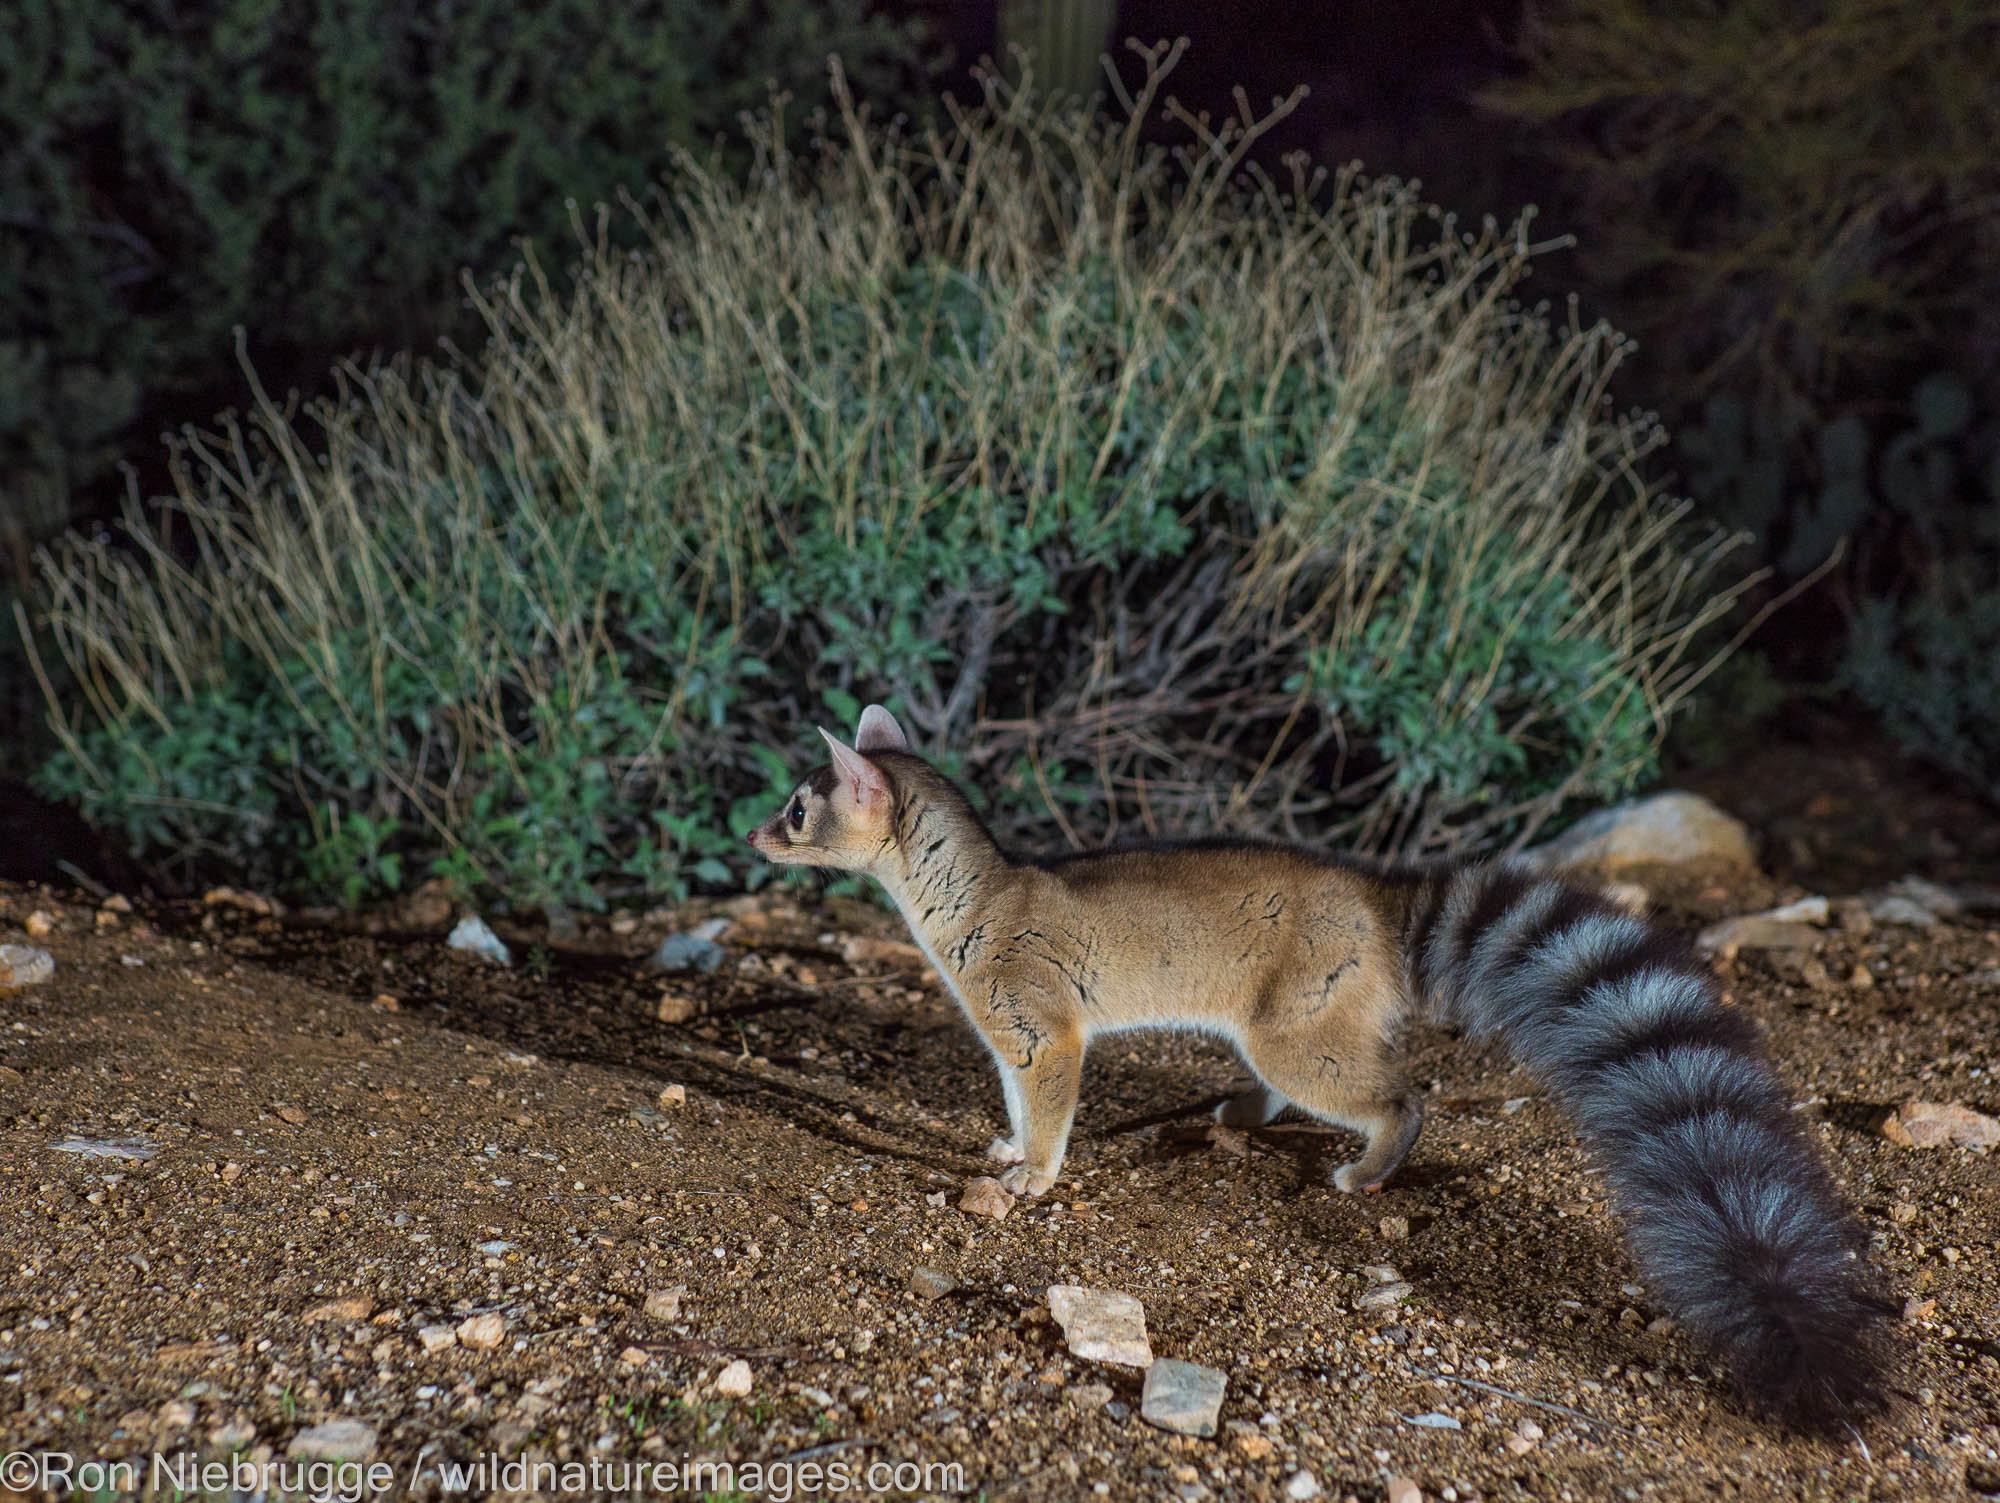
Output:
[[0, 0, 938, 542], [23, 49, 1747, 908]]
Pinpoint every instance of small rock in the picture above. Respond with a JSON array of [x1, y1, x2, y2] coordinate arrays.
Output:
[[1404, 1412, 1461, 1429], [1849, 963, 1875, 990], [1502, 1096, 1533, 1114], [95, 908, 120, 929], [1867, 895, 1937, 928], [960, 1176, 1016, 1221], [101, 894, 133, 914], [1602, 882, 1650, 915], [219, 1161, 243, 1183], [1068, 1382, 1114, 1409], [836, 934, 926, 968], [158, 1397, 196, 1430], [273, 1104, 307, 1126], [1379, 1214, 1409, 1240], [1696, 916, 1821, 958], [53, 1135, 156, 1160], [456, 1312, 507, 1350], [1883, 1099, 2000, 1151], [303, 1296, 374, 1323], [371, 993, 400, 1012], [1903, 1296, 1936, 1322], [1284, 1468, 1321, 1498], [417, 1325, 457, 1354], [642, 1288, 683, 1321], [713, 1359, 754, 1397], [1386, 1478, 1424, 1503], [650, 929, 727, 974], [203, 886, 283, 918], [1354, 1281, 1413, 1311], [1521, 792, 1757, 880], [658, 1084, 686, 1108], [797, 1385, 836, 1407], [1228, 1420, 1274, 1460], [25, 909, 57, 937], [1888, 876, 1962, 917], [1834, 899, 1873, 936], [1048, 1285, 1153, 1367], [0, 944, 55, 989], [1505, 1434, 1536, 1456], [1362, 1264, 1402, 1283], [1140, 1357, 1227, 1437], [447, 915, 512, 966], [1516, 1419, 1544, 1442], [908, 1266, 957, 1301], [288, 1419, 377, 1461], [1889, 1200, 1918, 1225], [656, 992, 699, 1024], [620, 1346, 650, 1367]]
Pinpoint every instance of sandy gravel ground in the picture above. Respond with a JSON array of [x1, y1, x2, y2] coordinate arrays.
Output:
[[0, 870, 1996, 1502]]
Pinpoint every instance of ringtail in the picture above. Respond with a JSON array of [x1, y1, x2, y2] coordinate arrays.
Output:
[[746, 705, 1885, 1426]]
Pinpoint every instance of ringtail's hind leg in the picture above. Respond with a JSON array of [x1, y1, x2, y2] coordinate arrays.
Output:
[[1242, 1022, 1424, 1193], [1215, 1080, 1290, 1128]]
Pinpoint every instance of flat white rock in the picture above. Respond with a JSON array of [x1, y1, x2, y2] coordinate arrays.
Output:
[[1047, 1285, 1152, 1367]]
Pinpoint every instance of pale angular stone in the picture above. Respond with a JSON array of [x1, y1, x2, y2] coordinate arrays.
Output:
[[0, 944, 55, 989], [456, 1312, 506, 1350], [1386, 1480, 1424, 1503], [1048, 1285, 1153, 1367], [1696, 916, 1821, 957], [959, 1176, 1015, 1221], [713, 1359, 754, 1396], [303, 1295, 374, 1323], [288, 1419, 376, 1461], [1354, 1281, 1413, 1311], [447, 915, 512, 966], [1884, 1100, 1999, 1151], [1522, 792, 1757, 879], [417, 1324, 457, 1354], [643, 1288, 683, 1320], [1140, 1357, 1226, 1436], [908, 1265, 956, 1301]]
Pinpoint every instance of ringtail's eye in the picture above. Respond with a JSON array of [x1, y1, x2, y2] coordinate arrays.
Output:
[[788, 799, 806, 831]]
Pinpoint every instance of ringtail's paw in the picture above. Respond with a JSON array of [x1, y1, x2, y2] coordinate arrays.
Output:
[[1332, 1162, 1392, 1195], [999, 1163, 1056, 1197], [986, 1136, 1025, 1165]]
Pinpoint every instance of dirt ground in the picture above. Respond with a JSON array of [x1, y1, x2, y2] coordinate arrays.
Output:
[[2, 757, 1999, 1501]]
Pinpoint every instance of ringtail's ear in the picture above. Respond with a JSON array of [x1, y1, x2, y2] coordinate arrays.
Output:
[[854, 704, 909, 754], [817, 727, 891, 810]]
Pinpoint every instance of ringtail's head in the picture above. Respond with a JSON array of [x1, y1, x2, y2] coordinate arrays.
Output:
[[745, 704, 910, 872]]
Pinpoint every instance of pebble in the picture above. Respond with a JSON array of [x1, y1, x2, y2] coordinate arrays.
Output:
[[1284, 1468, 1322, 1498], [1867, 895, 1936, 928], [620, 1346, 650, 1366], [658, 1084, 686, 1108], [1696, 915, 1820, 958], [1362, 1264, 1402, 1283], [447, 916, 513, 966], [418, 1325, 457, 1354], [1140, 1357, 1227, 1437], [203, 886, 283, 917], [1881, 1100, 2000, 1151], [657, 993, 699, 1023], [456, 1313, 507, 1350], [1404, 1412, 1461, 1429], [303, 1295, 374, 1322], [1379, 1214, 1409, 1240], [0, 944, 55, 989], [1048, 1285, 1153, 1367], [960, 1177, 1016, 1221], [1068, 1382, 1114, 1409], [288, 1419, 377, 1461], [908, 1265, 957, 1301], [274, 1104, 308, 1126], [1386, 1478, 1424, 1503], [834, 934, 926, 967], [371, 993, 400, 1012], [713, 1359, 754, 1397], [650, 928, 727, 974], [25, 910, 57, 937], [643, 1288, 683, 1320], [1354, 1282, 1413, 1311], [1227, 1420, 1274, 1459]]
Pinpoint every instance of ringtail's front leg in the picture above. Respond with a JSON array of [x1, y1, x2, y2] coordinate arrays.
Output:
[[995, 1028, 1083, 1196]]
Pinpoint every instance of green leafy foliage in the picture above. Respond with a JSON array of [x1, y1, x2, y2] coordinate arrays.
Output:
[[25, 55, 1745, 907], [0, 0, 937, 537]]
